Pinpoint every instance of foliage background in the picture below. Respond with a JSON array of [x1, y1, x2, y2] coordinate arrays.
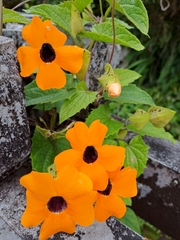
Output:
[[123, 0, 180, 140]]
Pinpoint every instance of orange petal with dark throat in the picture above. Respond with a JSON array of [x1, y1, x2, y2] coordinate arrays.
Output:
[[44, 19, 67, 47], [112, 167, 137, 198], [94, 192, 126, 222], [36, 62, 66, 90], [17, 46, 40, 77], [21, 190, 49, 228], [56, 46, 84, 73], [22, 16, 45, 48], [98, 145, 125, 171]]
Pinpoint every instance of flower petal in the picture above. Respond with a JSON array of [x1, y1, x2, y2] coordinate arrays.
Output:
[[17, 46, 40, 77], [55, 165, 93, 199], [55, 46, 84, 73], [66, 122, 89, 150], [36, 62, 66, 90], [22, 16, 45, 48], [40, 211, 75, 239], [81, 162, 108, 191], [112, 167, 137, 198], [21, 190, 48, 227], [88, 120, 108, 147], [94, 192, 126, 222], [98, 145, 125, 171], [54, 149, 82, 172], [43, 19, 67, 47], [20, 171, 56, 202], [66, 191, 96, 226]]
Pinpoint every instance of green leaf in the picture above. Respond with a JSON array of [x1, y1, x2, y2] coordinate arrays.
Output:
[[80, 22, 144, 51], [122, 135, 149, 177], [98, 63, 120, 88], [104, 84, 155, 106], [148, 106, 176, 128], [34, 101, 63, 112], [61, 0, 93, 12], [118, 129, 128, 140], [25, 4, 72, 36], [106, 17, 133, 29], [107, 0, 149, 35], [3, 8, 30, 24], [114, 69, 141, 86], [70, 5, 84, 36], [122, 197, 132, 206], [86, 104, 123, 137], [31, 126, 71, 172], [103, 138, 118, 146], [59, 81, 97, 123], [76, 50, 91, 80], [73, 0, 93, 12], [24, 80, 76, 107], [129, 109, 150, 130], [118, 207, 141, 234], [127, 122, 176, 144], [47, 164, 57, 178]]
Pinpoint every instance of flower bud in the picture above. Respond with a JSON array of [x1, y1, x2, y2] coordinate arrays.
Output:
[[107, 82, 121, 98]]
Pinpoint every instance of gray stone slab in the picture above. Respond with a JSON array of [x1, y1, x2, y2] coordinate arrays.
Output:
[[132, 137, 180, 240], [2, 23, 25, 48], [0, 36, 31, 180], [0, 217, 21, 240], [144, 136, 180, 173], [0, 161, 144, 240]]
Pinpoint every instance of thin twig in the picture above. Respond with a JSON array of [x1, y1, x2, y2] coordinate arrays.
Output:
[[12, 0, 32, 10], [111, 114, 130, 125], [84, 7, 100, 23], [108, 0, 116, 64]]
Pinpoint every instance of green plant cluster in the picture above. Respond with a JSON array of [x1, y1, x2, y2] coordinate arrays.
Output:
[[2, 0, 177, 237], [125, 0, 180, 140]]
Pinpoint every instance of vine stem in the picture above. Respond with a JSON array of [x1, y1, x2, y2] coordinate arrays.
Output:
[[12, 0, 32, 10], [0, 0, 2, 35], [103, 6, 112, 22], [99, 0, 104, 21], [84, 7, 100, 23], [108, 0, 116, 64]]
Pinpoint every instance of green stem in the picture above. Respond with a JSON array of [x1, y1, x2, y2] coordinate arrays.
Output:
[[12, 0, 32, 10], [50, 109, 57, 131], [103, 5, 112, 21], [99, 0, 104, 21], [87, 40, 95, 52], [0, 0, 2, 36], [84, 7, 100, 23], [68, 73, 74, 89]]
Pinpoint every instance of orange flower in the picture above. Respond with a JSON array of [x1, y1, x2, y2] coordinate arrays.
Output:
[[17, 16, 84, 90], [20, 165, 96, 240], [54, 120, 125, 191], [94, 166, 137, 222]]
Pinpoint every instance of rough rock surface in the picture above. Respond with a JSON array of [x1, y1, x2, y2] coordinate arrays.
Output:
[[0, 36, 31, 180], [132, 136, 180, 240]]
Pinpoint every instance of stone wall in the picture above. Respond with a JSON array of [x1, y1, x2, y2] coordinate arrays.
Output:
[[0, 36, 31, 180]]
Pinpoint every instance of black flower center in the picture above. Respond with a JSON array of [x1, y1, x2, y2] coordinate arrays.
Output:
[[83, 146, 98, 164], [47, 196, 67, 213], [98, 179, 112, 196], [40, 43, 56, 63]]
